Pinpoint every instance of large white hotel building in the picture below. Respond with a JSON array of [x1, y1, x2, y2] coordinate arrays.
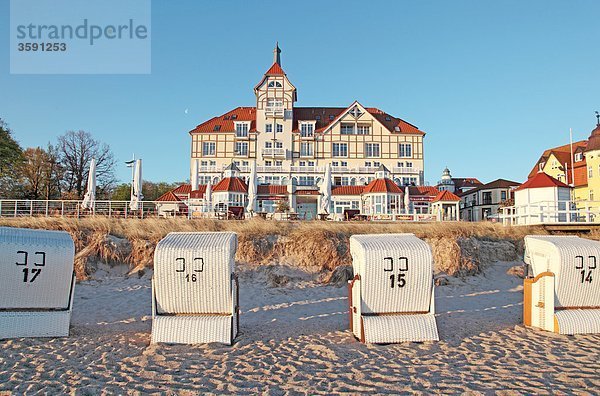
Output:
[[187, 44, 429, 218]]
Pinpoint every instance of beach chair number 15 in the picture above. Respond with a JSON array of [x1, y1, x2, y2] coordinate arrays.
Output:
[[15, 251, 46, 283], [384, 257, 408, 289], [575, 256, 596, 284], [175, 257, 204, 282]]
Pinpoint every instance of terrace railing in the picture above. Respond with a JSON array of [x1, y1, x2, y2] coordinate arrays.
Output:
[[0, 200, 162, 219], [499, 200, 600, 226]]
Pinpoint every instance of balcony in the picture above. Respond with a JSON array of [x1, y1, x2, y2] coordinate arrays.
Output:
[[262, 148, 286, 158], [265, 106, 285, 118], [199, 166, 220, 172], [290, 166, 322, 173], [256, 166, 285, 173], [392, 167, 418, 174]]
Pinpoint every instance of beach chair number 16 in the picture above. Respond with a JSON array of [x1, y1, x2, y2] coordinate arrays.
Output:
[[175, 257, 204, 282], [575, 255, 595, 284], [15, 251, 46, 283], [384, 257, 408, 289]]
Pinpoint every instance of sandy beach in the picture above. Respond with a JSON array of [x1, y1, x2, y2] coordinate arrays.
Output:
[[1, 260, 599, 394]]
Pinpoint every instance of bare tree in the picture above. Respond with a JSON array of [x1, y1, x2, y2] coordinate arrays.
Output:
[[57, 130, 116, 198], [22, 145, 63, 199]]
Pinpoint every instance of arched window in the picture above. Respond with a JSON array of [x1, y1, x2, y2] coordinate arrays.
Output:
[[268, 81, 283, 88]]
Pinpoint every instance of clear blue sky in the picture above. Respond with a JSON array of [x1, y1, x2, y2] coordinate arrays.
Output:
[[1, 0, 599, 185]]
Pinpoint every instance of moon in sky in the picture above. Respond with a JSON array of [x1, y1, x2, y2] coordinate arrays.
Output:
[[184, 108, 189, 114]]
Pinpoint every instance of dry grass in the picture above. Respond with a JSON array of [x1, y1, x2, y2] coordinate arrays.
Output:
[[0, 217, 549, 279]]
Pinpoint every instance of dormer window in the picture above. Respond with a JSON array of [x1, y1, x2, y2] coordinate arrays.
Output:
[[575, 152, 583, 162], [300, 122, 315, 138], [235, 122, 249, 137]]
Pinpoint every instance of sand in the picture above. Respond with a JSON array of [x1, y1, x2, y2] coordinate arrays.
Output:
[[1, 261, 599, 394]]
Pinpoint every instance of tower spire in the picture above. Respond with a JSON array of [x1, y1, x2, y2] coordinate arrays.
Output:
[[273, 42, 281, 66], [596, 111, 599, 126]]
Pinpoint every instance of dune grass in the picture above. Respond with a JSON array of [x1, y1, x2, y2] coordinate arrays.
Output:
[[0, 217, 548, 279]]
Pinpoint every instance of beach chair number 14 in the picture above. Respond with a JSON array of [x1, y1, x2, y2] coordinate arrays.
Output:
[[175, 257, 204, 282], [575, 256, 596, 284], [384, 257, 409, 288], [15, 251, 46, 283]]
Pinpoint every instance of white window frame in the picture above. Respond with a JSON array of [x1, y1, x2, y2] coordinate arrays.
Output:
[[365, 143, 380, 158], [332, 143, 348, 158], [235, 122, 249, 138], [300, 122, 315, 138], [202, 142, 216, 157], [235, 141, 248, 156], [300, 142, 314, 157], [399, 143, 412, 158]]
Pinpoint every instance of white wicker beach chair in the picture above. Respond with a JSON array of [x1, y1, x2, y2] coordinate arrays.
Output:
[[0, 227, 75, 339], [151, 232, 239, 345], [523, 235, 600, 335], [348, 233, 439, 343]]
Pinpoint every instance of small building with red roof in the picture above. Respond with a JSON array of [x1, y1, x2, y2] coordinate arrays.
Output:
[[509, 172, 573, 224]]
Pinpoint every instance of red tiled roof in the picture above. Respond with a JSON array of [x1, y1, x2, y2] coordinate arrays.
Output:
[[292, 106, 425, 135], [408, 186, 440, 196], [265, 62, 285, 75], [528, 140, 587, 179], [189, 107, 257, 134], [296, 189, 319, 195], [332, 186, 364, 196], [433, 190, 461, 202], [155, 191, 182, 202], [172, 184, 192, 196], [213, 177, 248, 193], [570, 163, 588, 187], [516, 172, 570, 191], [189, 186, 208, 198], [452, 178, 483, 191], [363, 178, 403, 194], [191, 105, 424, 136], [584, 124, 600, 152], [257, 185, 287, 195]]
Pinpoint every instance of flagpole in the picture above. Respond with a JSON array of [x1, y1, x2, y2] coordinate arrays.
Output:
[[569, 128, 575, 187]]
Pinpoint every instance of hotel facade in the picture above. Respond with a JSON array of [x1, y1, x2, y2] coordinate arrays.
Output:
[[186, 45, 430, 219]]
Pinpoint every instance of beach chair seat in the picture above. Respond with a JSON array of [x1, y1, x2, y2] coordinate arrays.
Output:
[[0, 227, 75, 339], [151, 232, 239, 345], [348, 233, 439, 343], [523, 235, 600, 335]]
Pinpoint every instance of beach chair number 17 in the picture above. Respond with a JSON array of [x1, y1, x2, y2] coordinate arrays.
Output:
[[175, 257, 204, 282], [575, 256, 595, 284], [384, 257, 408, 288], [15, 251, 46, 283]]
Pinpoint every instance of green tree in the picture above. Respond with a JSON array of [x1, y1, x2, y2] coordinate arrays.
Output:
[[0, 119, 24, 198], [111, 183, 131, 201]]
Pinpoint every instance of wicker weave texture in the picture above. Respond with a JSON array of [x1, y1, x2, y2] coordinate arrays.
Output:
[[362, 314, 439, 343], [554, 309, 600, 335], [0, 227, 75, 310], [350, 234, 434, 314], [154, 232, 237, 315], [0, 310, 72, 339], [525, 235, 600, 308], [151, 315, 234, 345]]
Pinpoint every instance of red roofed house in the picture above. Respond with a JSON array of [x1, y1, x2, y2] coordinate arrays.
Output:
[[188, 43, 427, 219], [431, 190, 461, 221], [459, 178, 520, 222], [509, 172, 573, 225]]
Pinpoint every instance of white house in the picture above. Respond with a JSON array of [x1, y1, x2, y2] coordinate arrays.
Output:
[[512, 172, 573, 224]]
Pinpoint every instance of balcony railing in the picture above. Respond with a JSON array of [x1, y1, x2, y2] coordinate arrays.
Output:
[[256, 166, 285, 173], [265, 106, 284, 117], [392, 167, 418, 174], [197, 164, 422, 175], [262, 148, 286, 158], [290, 166, 323, 173]]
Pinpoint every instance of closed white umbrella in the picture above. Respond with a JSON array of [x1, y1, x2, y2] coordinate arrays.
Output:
[[129, 159, 143, 211], [404, 186, 410, 213], [81, 158, 96, 210], [319, 163, 332, 215], [246, 160, 257, 214], [204, 180, 212, 212]]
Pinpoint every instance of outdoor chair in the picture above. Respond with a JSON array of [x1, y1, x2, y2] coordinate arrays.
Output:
[[523, 235, 600, 334], [0, 227, 76, 339], [348, 233, 439, 343], [151, 232, 239, 344]]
